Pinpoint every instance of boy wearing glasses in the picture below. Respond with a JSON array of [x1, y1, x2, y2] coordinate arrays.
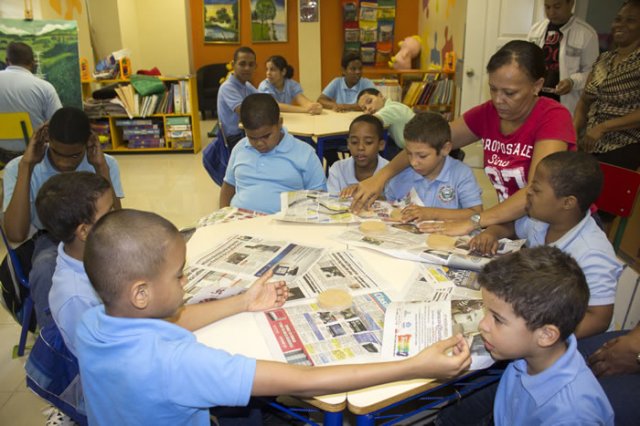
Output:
[[2, 106, 123, 327]]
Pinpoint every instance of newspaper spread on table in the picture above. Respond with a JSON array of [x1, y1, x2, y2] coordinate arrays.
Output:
[[278, 190, 418, 224], [184, 235, 383, 304], [338, 226, 525, 272], [196, 206, 265, 228], [382, 266, 493, 370], [258, 292, 391, 366]]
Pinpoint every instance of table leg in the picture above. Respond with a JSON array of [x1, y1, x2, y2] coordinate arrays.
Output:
[[323, 411, 344, 426], [355, 413, 375, 426]]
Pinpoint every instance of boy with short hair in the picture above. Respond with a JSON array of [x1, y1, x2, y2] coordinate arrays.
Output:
[[318, 52, 375, 112], [3, 106, 123, 243], [472, 151, 622, 338], [76, 209, 471, 425], [357, 87, 415, 149], [327, 114, 388, 194], [220, 93, 327, 214], [38, 172, 114, 356], [478, 246, 613, 425], [384, 112, 482, 223]]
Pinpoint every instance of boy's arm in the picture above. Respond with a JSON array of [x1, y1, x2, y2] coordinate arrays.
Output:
[[169, 271, 288, 331], [219, 182, 236, 208], [408, 205, 482, 224], [4, 125, 48, 242], [86, 134, 122, 210], [469, 222, 516, 256], [317, 94, 338, 110], [575, 305, 614, 339], [251, 334, 471, 397], [348, 150, 411, 211], [302, 153, 328, 191]]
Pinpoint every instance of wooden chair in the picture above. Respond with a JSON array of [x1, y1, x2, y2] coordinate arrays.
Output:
[[595, 162, 640, 252]]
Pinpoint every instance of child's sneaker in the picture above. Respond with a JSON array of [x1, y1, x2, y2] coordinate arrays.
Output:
[[44, 407, 76, 426]]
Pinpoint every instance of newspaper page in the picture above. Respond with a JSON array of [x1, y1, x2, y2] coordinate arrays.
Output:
[[402, 264, 481, 302], [258, 292, 391, 366], [382, 298, 493, 370], [196, 206, 265, 228], [278, 190, 419, 224], [191, 235, 323, 281], [338, 227, 525, 272], [184, 235, 328, 303], [290, 251, 385, 300]]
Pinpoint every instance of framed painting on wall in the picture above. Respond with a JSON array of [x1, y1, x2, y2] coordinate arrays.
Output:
[[204, 0, 240, 43], [0, 18, 82, 109], [251, 0, 287, 42]]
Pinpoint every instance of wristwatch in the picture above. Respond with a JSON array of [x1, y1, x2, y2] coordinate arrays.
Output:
[[470, 214, 482, 230]]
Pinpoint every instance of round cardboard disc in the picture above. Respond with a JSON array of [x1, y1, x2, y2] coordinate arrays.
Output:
[[427, 234, 458, 250], [389, 208, 403, 221], [317, 289, 353, 311], [360, 221, 387, 234]]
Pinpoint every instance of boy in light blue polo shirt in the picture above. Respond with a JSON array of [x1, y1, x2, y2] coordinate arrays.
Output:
[[384, 112, 482, 223], [479, 246, 613, 425], [318, 52, 375, 112], [38, 172, 114, 356], [472, 151, 622, 339], [221, 94, 326, 214], [217, 46, 259, 147], [327, 114, 388, 194]]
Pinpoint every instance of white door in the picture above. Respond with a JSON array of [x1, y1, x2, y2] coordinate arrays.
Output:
[[460, 0, 545, 167]]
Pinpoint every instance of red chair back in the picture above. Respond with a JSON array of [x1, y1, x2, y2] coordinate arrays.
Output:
[[596, 162, 640, 218]]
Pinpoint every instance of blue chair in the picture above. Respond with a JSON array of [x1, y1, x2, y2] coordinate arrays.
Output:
[[0, 227, 34, 357]]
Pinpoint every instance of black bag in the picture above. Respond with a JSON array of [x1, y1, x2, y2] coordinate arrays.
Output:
[[0, 238, 37, 331]]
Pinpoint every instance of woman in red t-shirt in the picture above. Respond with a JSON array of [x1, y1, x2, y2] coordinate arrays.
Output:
[[348, 40, 575, 235]]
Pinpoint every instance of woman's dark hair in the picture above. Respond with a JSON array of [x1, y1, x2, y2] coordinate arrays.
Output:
[[266, 55, 294, 79], [486, 40, 546, 82]]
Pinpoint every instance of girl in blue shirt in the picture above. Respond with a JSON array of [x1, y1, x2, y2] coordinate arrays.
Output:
[[258, 55, 322, 115]]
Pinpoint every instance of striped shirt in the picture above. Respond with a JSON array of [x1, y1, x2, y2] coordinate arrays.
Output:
[[583, 48, 640, 153]]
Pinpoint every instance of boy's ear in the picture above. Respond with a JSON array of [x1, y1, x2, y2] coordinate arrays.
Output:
[[562, 195, 578, 210], [378, 137, 386, 152], [278, 116, 283, 128], [130, 281, 150, 311], [440, 140, 453, 157], [535, 324, 561, 348], [76, 223, 91, 243]]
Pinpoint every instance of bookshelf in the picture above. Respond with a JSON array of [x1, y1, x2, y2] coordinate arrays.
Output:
[[362, 68, 456, 120], [81, 76, 201, 153]]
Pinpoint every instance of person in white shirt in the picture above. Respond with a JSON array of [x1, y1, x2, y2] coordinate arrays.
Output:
[[527, 0, 599, 115]]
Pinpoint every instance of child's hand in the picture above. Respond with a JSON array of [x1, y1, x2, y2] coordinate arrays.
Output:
[[307, 102, 323, 115], [412, 334, 471, 379], [244, 270, 290, 312], [470, 231, 499, 256], [339, 184, 359, 199], [21, 124, 48, 167], [334, 104, 349, 112], [86, 133, 108, 170], [419, 219, 474, 236], [401, 205, 435, 223]]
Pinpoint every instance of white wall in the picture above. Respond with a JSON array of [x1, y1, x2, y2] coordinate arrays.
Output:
[[297, 2, 321, 100]]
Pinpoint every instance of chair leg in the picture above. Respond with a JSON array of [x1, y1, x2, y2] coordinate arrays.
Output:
[[612, 218, 628, 253], [17, 297, 34, 356]]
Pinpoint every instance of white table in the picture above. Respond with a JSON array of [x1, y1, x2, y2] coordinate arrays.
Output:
[[190, 215, 494, 424]]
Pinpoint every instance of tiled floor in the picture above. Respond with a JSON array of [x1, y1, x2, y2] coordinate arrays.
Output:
[[0, 119, 499, 425]]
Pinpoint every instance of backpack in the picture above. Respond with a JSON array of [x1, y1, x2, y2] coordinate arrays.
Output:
[[25, 322, 87, 425], [202, 128, 230, 186], [0, 238, 37, 331]]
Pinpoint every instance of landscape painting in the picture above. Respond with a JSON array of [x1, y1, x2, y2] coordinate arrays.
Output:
[[0, 18, 81, 108], [251, 0, 287, 42], [204, 0, 240, 43]]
